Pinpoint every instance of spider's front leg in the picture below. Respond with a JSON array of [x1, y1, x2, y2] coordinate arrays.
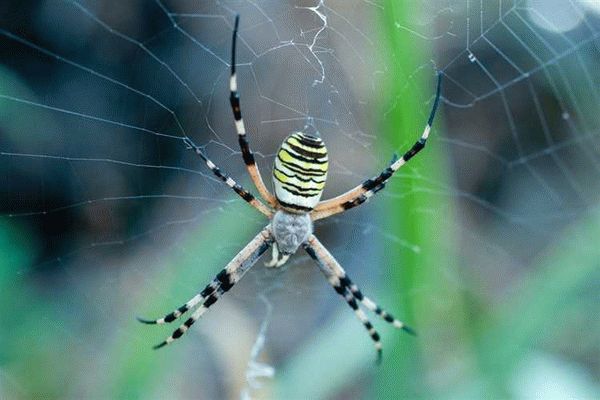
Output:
[[311, 72, 442, 221], [229, 15, 277, 207], [138, 226, 273, 348], [183, 137, 273, 217]]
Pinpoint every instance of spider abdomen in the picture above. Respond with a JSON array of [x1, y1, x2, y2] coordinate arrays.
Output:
[[273, 132, 328, 211], [271, 210, 313, 255]]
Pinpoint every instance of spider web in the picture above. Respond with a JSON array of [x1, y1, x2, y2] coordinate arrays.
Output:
[[0, 0, 599, 398]]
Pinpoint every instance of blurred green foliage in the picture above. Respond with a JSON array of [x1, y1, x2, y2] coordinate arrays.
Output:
[[374, 1, 459, 399]]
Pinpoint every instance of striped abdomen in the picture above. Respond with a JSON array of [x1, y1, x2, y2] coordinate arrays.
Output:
[[273, 133, 328, 212]]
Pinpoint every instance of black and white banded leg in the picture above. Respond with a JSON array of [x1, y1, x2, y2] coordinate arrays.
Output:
[[304, 240, 383, 362], [136, 282, 216, 325], [311, 72, 442, 221], [338, 274, 415, 335], [304, 235, 415, 361], [341, 285, 384, 364], [229, 15, 277, 207], [139, 227, 273, 349], [183, 137, 273, 217]]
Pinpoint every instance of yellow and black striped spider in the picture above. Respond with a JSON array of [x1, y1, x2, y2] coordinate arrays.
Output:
[[139, 15, 442, 362]]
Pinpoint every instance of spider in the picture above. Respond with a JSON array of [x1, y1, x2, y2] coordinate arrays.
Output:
[[138, 15, 442, 362]]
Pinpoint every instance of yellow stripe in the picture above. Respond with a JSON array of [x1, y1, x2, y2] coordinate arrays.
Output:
[[274, 169, 325, 190], [279, 149, 329, 172], [273, 169, 289, 183]]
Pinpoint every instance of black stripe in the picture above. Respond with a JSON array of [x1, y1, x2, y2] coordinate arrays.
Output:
[[274, 167, 326, 184], [183, 138, 262, 208], [295, 134, 324, 147], [402, 138, 425, 162], [402, 325, 417, 336], [286, 142, 328, 159], [200, 282, 217, 297], [232, 184, 254, 202], [163, 313, 178, 323], [347, 297, 359, 310], [273, 175, 322, 194], [164, 305, 189, 323], [216, 269, 233, 292], [177, 305, 189, 313], [153, 341, 167, 349], [204, 294, 219, 307], [372, 183, 386, 195], [172, 327, 185, 339], [339, 275, 351, 288], [231, 15, 239, 76], [210, 166, 224, 179], [341, 276, 365, 301], [428, 72, 442, 127], [342, 195, 366, 210], [238, 136, 255, 165], [333, 284, 345, 295], [183, 317, 195, 328], [278, 184, 321, 198], [280, 148, 328, 165], [342, 183, 385, 210], [276, 182, 322, 197], [275, 160, 326, 178], [277, 199, 313, 212], [362, 167, 393, 191], [304, 245, 317, 258], [255, 242, 271, 259], [277, 154, 327, 175]]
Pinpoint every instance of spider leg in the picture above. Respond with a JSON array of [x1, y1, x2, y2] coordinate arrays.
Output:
[[305, 235, 415, 334], [146, 227, 273, 349], [264, 243, 279, 267], [313, 182, 387, 218], [311, 72, 442, 221], [136, 290, 210, 325], [229, 15, 277, 207], [339, 273, 415, 335], [304, 236, 409, 363], [152, 288, 223, 349], [183, 137, 272, 217], [341, 285, 383, 363]]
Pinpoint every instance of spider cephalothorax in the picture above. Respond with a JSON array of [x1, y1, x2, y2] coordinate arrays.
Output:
[[269, 210, 312, 258], [139, 15, 441, 362]]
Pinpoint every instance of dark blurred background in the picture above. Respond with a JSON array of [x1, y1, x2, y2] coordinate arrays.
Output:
[[1, 1, 599, 399]]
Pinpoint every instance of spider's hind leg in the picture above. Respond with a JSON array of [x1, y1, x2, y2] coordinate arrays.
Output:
[[136, 284, 216, 325], [340, 284, 384, 363], [140, 227, 273, 349], [304, 235, 415, 362], [339, 275, 416, 335]]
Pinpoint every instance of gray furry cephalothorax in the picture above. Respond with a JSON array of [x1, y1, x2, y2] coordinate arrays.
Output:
[[270, 210, 313, 255]]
